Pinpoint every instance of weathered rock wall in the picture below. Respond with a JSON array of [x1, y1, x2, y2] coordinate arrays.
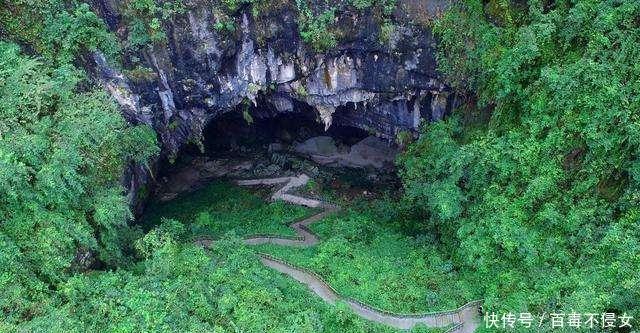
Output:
[[92, 0, 454, 153], [89, 0, 456, 210]]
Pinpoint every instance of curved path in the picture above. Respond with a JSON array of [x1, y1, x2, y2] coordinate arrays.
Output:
[[200, 174, 482, 332]]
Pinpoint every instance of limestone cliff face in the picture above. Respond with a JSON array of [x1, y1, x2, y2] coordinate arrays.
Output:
[[92, 0, 455, 153], [89, 0, 455, 209]]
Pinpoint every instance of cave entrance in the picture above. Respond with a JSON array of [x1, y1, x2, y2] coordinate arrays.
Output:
[[198, 107, 399, 197], [202, 109, 370, 157], [156, 105, 400, 206]]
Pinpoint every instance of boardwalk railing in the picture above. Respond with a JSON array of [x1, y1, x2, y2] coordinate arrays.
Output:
[[198, 175, 483, 332], [258, 252, 483, 331]]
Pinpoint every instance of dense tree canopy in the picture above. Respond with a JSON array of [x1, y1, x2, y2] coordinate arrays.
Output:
[[0, 0, 120, 64], [399, 0, 640, 326], [0, 41, 158, 329]]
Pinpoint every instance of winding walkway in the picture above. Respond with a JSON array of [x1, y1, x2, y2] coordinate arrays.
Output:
[[201, 174, 482, 332]]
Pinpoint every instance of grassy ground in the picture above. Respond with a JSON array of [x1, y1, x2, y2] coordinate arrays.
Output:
[[141, 181, 313, 238], [198, 238, 427, 333], [140, 182, 456, 332], [257, 205, 473, 314]]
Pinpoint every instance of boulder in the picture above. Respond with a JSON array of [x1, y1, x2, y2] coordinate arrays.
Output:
[[294, 136, 398, 169], [344, 136, 397, 169], [294, 136, 339, 156]]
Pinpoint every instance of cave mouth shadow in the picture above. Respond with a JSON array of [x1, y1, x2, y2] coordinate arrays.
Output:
[[199, 109, 371, 158], [155, 104, 402, 208]]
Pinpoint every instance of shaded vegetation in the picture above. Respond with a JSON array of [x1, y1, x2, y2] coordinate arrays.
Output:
[[120, 0, 185, 51], [295, 0, 339, 51], [215, 0, 398, 51], [142, 181, 313, 238]]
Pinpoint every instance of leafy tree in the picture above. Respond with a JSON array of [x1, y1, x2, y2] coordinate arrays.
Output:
[[0, 41, 158, 329], [120, 0, 185, 50], [399, 0, 640, 324], [0, 0, 120, 65], [295, 0, 338, 52]]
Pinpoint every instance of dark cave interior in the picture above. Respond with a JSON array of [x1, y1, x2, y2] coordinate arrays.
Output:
[[200, 109, 371, 157], [152, 104, 401, 205]]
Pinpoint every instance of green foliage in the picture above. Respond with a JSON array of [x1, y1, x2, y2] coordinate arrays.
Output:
[[295, 0, 396, 51], [395, 130, 413, 147], [350, 0, 396, 14], [0, 42, 158, 328], [0, 1, 120, 65], [121, 0, 184, 50], [11, 220, 403, 332], [213, 19, 236, 32], [122, 123, 162, 164], [211, 0, 398, 51], [295, 84, 309, 97], [135, 218, 186, 258], [243, 107, 255, 124], [379, 20, 395, 44], [350, 0, 375, 10], [242, 98, 255, 124], [400, 120, 465, 224], [124, 65, 159, 82], [0, 234, 51, 330], [260, 202, 470, 313], [221, 0, 252, 13], [400, 0, 640, 321], [381, 0, 396, 16], [295, 1, 338, 52], [142, 181, 312, 238]]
